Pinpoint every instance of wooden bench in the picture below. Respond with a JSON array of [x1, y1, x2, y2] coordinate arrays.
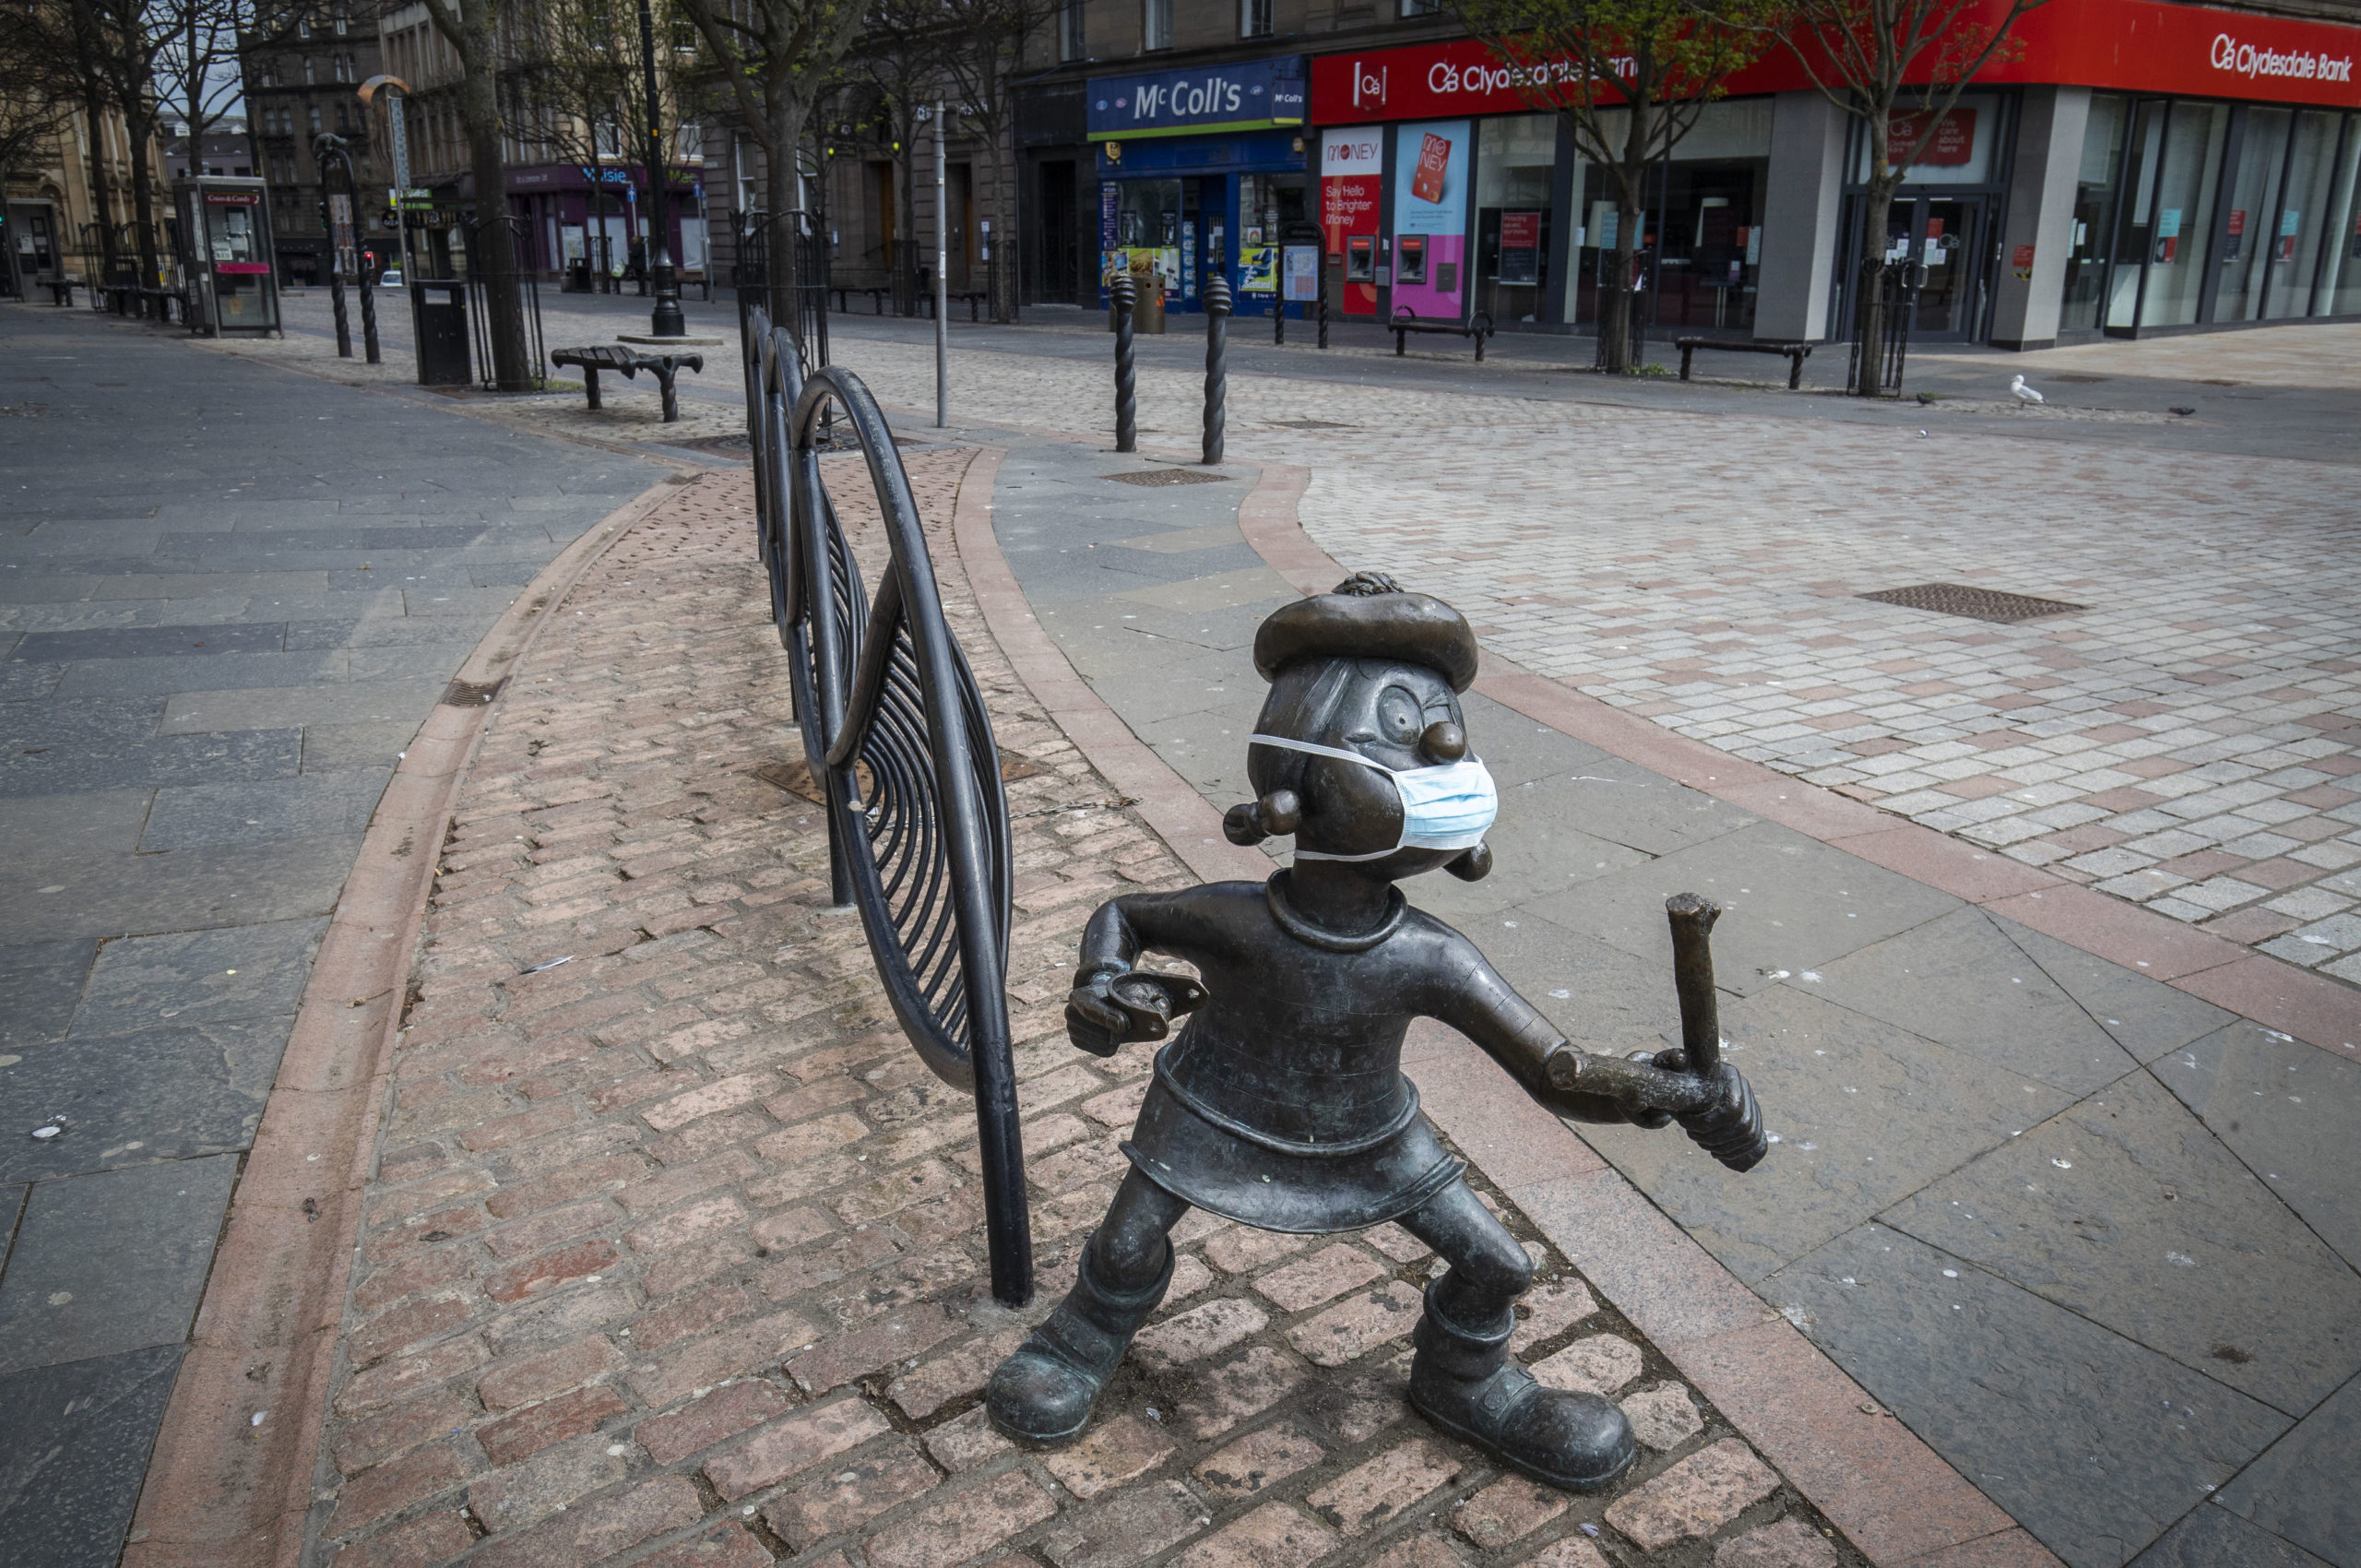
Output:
[[833, 284, 896, 315], [1675, 336, 1814, 390], [921, 290, 990, 322], [552, 344, 705, 422], [39, 278, 77, 306], [1391, 307, 1495, 362]]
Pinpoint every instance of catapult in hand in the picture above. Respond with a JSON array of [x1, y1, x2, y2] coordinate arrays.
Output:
[[989, 573, 1764, 1494]]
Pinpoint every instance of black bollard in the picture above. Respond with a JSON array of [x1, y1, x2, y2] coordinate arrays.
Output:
[[358, 262, 382, 364], [1112, 273, 1137, 455], [1275, 294, 1285, 347], [1318, 287, 1329, 350], [1203, 273, 1230, 466], [328, 265, 352, 358]]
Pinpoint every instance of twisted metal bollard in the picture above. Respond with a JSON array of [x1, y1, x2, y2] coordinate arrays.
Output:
[[329, 265, 352, 358], [358, 262, 381, 364], [1275, 294, 1285, 347], [1203, 273, 1230, 466], [1318, 287, 1329, 350], [1112, 273, 1137, 454]]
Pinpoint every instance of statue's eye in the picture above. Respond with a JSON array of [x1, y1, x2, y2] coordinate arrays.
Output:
[[1376, 687, 1422, 742]]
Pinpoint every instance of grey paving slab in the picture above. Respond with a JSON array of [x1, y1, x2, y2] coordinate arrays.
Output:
[[0, 1346, 185, 1568], [1996, 917, 2239, 1065], [0, 661, 62, 700], [0, 834, 361, 944], [0, 1153, 242, 1372], [0, 940, 98, 1050], [1512, 756, 1760, 858], [51, 648, 352, 699], [0, 791, 152, 868], [138, 774, 388, 852], [300, 720, 422, 774], [2216, 1372, 2361, 1568], [1582, 984, 2072, 1284], [1767, 1223, 2291, 1568], [1527, 817, 1956, 997], [1429, 904, 1681, 1064], [6, 622, 288, 661], [0, 1017, 288, 1182], [2128, 1503, 2334, 1568], [0, 719, 302, 800], [2151, 1023, 2361, 1274], [283, 615, 489, 651], [1139, 696, 1272, 802], [157, 678, 448, 733], [73, 916, 327, 1034], [1891, 1069, 2361, 1415], [1810, 908, 2142, 1095]]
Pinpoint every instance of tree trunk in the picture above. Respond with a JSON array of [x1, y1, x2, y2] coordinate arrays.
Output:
[[990, 125, 1014, 322], [1600, 105, 1652, 375], [897, 134, 917, 316], [763, 101, 800, 338], [458, 18, 530, 390], [125, 106, 160, 287], [1854, 165, 1900, 397], [82, 80, 120, 278]]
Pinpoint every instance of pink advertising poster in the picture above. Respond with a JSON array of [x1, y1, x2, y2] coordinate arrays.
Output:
[[1391, 119, 1470, 320]]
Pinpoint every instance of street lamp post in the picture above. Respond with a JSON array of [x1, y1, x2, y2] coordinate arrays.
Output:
[[635, 0, 683, 338]]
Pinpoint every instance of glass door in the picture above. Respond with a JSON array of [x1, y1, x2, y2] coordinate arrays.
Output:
[[1914, 196, 1987, 336]]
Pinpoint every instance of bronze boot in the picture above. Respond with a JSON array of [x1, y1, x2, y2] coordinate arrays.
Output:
[[1406, 1280, 1635, 1492], [985, 1235, 1175, 1446]]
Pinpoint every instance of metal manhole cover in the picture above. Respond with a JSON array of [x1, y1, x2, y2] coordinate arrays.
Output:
[[672, 433, 752, 460], [442, 677, 506, 707], [1105, 468, 1228, 486], [1857, 583, 2087, 623]]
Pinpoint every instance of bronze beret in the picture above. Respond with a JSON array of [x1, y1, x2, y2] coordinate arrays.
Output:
[[1252, 573, 1480, 693]]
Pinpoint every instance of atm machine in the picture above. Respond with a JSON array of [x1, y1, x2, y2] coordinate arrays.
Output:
[[173, 175, 281, 337]]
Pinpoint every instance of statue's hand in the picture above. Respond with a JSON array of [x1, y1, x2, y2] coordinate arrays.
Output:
[[1674, 1061, 1767, 1173], [1065, 969, 1205, 1058]]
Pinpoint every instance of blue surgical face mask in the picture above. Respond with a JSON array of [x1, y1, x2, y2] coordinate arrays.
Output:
[[1249, 734, 1498, 862]]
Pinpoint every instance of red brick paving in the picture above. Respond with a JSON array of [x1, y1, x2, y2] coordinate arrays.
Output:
[[314, 460, 1859, 1565]]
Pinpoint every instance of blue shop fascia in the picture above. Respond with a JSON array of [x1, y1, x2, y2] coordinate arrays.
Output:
[[1093, 54, 1310, 316]]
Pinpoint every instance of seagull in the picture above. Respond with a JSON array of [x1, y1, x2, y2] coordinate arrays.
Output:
[[2010, 374, 2045, 406]]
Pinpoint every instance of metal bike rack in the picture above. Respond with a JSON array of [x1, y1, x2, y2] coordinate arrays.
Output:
[[742, 306, 1032, 1307]]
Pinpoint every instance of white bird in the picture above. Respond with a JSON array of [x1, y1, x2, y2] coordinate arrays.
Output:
[[2009, 374, 2045, 406]]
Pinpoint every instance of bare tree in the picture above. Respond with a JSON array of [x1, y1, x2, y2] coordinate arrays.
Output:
[[155, 0, 253, 165], [929, 0, 1056, 322], [849, 0, 940, 315], [1768, 0, 2052, 392], [512, 0, 674, 285], [1454, 0, 1767, 373], [675, 0, 863, 327], [415, 0, 534, 388]]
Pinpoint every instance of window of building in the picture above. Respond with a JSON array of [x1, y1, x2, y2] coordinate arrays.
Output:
[[297, 16, 310, 37], [1400, 0, 1442, 15], [1058, 0, 1085, 62], [310, 104, 324, 137], [1240, 0, 1273, 37], [333, 8, 347, 33], [303, 55, 315, 84], [1144, 0, 1171, 50]]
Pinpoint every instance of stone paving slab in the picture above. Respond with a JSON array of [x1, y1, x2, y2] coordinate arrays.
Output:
[[303, 455, 1866, 1568], [967, 426, 2358, 1568]]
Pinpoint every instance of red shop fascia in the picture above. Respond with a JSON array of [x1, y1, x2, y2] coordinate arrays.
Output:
[[1310, 0, 2359, 308]]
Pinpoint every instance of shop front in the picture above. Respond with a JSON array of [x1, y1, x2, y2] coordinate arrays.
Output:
[[1091, 56, 1309, 317], [1311, 0, 2361, 348], [503, 163, 707, 286]]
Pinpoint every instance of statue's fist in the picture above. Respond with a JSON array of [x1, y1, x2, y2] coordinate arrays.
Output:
[[1675, 1062, 1766, 1173], [1064, 970, 1206, 1058]]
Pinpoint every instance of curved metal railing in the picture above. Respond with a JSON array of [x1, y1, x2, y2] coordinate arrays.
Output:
[[742, 307, 1031, 1306]]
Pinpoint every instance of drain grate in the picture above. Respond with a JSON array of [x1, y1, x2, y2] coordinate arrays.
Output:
[[1105, 468, 1228, 487], [442, 677, 506, 707], [1857, 583, 2088, 624]]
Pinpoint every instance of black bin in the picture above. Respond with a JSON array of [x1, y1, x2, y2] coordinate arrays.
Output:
[[410, 280, 472, 386]]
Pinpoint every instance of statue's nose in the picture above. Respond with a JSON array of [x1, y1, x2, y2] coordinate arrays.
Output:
[[1420, 721, 1466, 763]]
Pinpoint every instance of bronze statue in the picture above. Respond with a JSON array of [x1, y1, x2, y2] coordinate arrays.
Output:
[[985, 573, 1764, 1492]]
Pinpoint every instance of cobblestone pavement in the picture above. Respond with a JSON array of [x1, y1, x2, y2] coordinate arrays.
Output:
[[756, 334, 2361, 990], [316, 456, 1857, 1568]]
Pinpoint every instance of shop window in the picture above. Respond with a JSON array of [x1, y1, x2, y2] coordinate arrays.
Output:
[[2318, 117, 2361, 316], [1144, 0, 1170, 50], [2216, 107, 2290, 323], [2061, 93, 2127, 330], [2133, 101, 2229, 328], [1109, 177, 1183, 299], [1852, 94, 1999, 185], [2265, 111, 2343, 319], [1473, 114, 1554, 324]]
